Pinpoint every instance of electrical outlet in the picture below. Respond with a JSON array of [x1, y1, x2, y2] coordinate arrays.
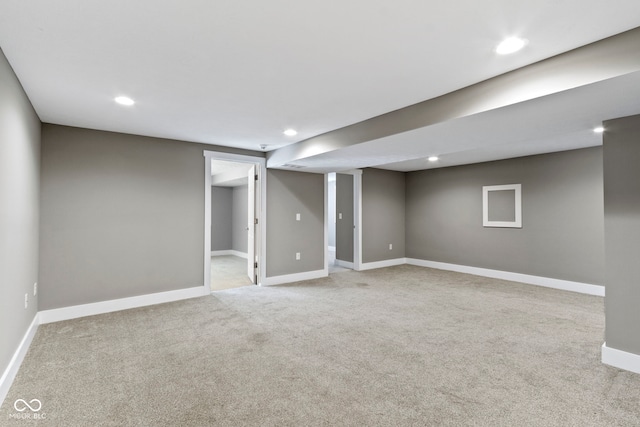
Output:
[[34, 282, 37, 296], [296, 213, 301, 221], [338, 213, 342, 220], [296, 252, 301, 260], [389, 243, 393, 250], [25, 293, 28, 309]]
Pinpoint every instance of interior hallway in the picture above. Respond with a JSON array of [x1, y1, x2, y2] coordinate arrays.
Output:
[[328, 248, 350, 274]]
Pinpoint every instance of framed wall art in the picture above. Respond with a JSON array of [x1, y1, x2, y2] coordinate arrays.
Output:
[[482, 184, 522, 228]]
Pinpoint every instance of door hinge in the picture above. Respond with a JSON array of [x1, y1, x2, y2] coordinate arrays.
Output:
[[254, 262, 258, 268], [255, 174, 258, 181], [254, 218, 258, 225]]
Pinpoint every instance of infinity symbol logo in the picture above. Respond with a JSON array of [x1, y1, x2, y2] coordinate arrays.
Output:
[[14, 399, 42, 412]]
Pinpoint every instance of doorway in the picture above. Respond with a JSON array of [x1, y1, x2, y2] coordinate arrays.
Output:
[[203, 151, 266, 293], [328, 170, 362, 273], [210, 160, 253, 290]]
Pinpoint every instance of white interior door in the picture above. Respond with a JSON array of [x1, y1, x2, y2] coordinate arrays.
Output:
[[247, 165, 256, 283]]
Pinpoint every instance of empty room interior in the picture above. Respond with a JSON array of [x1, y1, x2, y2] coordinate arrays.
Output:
[[2, 1, 640, 425]]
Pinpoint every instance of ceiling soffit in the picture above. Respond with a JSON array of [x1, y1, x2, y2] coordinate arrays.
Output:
[[267, 27, 640, 172]]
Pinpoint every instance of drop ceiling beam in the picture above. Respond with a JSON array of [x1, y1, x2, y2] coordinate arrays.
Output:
[[268, 26, 640, 169]]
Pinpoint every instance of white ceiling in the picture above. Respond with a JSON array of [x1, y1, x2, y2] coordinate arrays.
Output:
[[1, 0, 640, 169]]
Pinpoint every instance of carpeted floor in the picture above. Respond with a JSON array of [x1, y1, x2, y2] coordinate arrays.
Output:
[[2, 265, 640, 426], [211, 255, 253, 291]]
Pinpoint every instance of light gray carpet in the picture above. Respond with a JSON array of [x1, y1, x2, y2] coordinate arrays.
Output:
[[2, 265, 640, 426], [211, 255, 253, 291]]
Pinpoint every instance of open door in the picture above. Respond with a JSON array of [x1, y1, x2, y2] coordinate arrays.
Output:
[[247, 165, 256, 283]]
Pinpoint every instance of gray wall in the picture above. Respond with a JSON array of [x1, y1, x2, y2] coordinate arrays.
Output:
[[336, 173, 354, 263], [603, 114, 640, 355], [232, 185, 248, 253], [211, 186, 233, 251], [406, 147, 604, 284], [266, 169, 324, 277], [362, 168, 406, 263], [40, 124, 261, 310], [0, 49, 41, 380]]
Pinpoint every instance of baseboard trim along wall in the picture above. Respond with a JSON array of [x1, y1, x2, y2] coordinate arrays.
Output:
[[261, 269, 328, 286], [211, 250, 232, 256], [359, 258, 406, 271], [602, 342, 640, 374], [405, 258, 605, 297], [335, 260, 354, 269], [39, 286, 207, 324], [211, 250, 248, 259], [0, 314, 39, 407]]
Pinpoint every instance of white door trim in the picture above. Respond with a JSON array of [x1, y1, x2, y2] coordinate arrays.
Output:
[[204, 151, 267, 290]]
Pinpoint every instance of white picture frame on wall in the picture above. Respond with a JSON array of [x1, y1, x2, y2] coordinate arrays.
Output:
[[483, 184, 522, 228]]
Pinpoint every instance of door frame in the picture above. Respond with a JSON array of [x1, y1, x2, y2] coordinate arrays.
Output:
[[204, 151, 267, 291], [326, 169, 362, 271]]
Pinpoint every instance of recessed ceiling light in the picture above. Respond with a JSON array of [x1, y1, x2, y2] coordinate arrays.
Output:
[[593, 126, 605, 133], [428, 156, 439, 162], [115, 96, 135, 106], [495, 37, 527, 55], [283, 129, 298, 136]]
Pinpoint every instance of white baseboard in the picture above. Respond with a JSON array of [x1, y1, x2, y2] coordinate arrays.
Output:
[[335, 259, 354, 269], [359, 258, 406, 271], [0, 314, 39, 407], [39, 286, 207, 324], [602, 342, 640, 374], [261, 269, 328, 286], [211, 250, 248, 259], [211, 250, 231, 256], [405, 258, 605, 296]]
